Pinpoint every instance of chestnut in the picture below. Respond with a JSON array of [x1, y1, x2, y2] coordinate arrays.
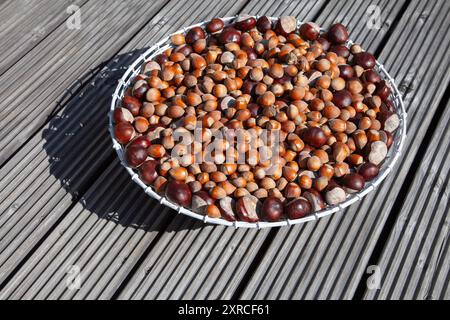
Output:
[[299, 22, 320, 40], [341, 173, 365, 193], [261, 197, 284, 222], [206, 18, 224, 34], [235, 15, 257, 31], [353, 52, 376, 69], [328, 23, 349, 44], [362, 69, 381, 84], [139, 160, 159, 184], [185, 26, 206, 44], [166, 180, 192, 207], [191, 190, 215, 212], [219, 197, 237, 221], [125, 145, 147, 168], [338, 64, 355, 80], [285, 198, 312, 219], [332, 90, 352, 108], [316, 37, 330, 50], [331, 45, 350, 58], [236, 195, 260, 222], [366, 140, 387, 165], [114, 122, 135, 144], [377, 111, 400, 133], [276, 16, 297, 36], [113, 107, 134, 123], [219, 27, 241, 44], [256, 16, 272, 33], [376, 80, 391, 101], [303, 189, 325, 212], [358, 162, 379, 181], [129, 136, 152, 149], [122, 96, 142, 116], [303, 127, 327, 148]]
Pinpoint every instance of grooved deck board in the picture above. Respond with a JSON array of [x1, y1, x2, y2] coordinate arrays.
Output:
[[0, 0, 89, 75], [363, 97, 450, 300], [0, 0, 168, 166], [241, 0, 450, 299], [0, 0, 248, 299]]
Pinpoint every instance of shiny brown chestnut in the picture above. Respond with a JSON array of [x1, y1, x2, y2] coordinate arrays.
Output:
[[285, 198, 312, 219], [219, 197, 237, 221], [354, 52, 376, 69], [114, 122, 135, 144], [362, 69, 381, 84], [358, 162, 379, 181], [303, 189, 325, 212], [219, 27, 241, 44], [122, 96, 142, 116], [332, 90, 353, 108], [206, 18, 224, 34], [129, 136, 152, 149], [235, 15, 257, 31], [114, 107, 134, 123], [328, 23, 349, 44], [125, 145, 147, 168], [166, 180, 192, 207], [256, 16, 272, 33], [139, 160, 159, 184], [341, 173, 365, 193], [275, 16, 297, 36], [185, 26, 206, 44], [299, 22, 320, 40], [236, 195, 260, 222], [261, 197, 284, 222], [338, 64, 355, 80], [303, 127, 327, 148], [191, 190, 216, 212], [316, 37, 330, 50], [331, 45, 350, 58], [376, 80, 391, 101]]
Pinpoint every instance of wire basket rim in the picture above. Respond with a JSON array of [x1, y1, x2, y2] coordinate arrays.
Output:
[[108, 15, 407, 229]]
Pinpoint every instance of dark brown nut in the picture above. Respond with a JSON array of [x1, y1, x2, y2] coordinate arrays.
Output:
[[236, 195, 260, 222], [206, 18, 224, 34], [285, 198, 312, 219], [191, 190, 215, 212], [185, 26, 206, 44], [341, 173, 365, 193], [125, 145, 147, 168], [130, 136, 152, 149], [122, 96, 142, 116], [338, 64, 355, 80], [219, 197, 237, 221], [261, 197, 284, 222], [362, 69, 381, 84], [303, 189, 325, 212], [299, 22, 320, 40], [139, 160, 158, 184], [380, 130, 394, 149], [154, 176, 168, 194], [376, 80, 391, 101], [132, 80, 149, 100], [166, 180, 192, 207], [115, 122, 135, 144], [325, 186, 346, 205], [175, 44, 193, 56], [332, 90, 353, 108], [219, 27, 241, 44], [256, 16, 272, 33], [377, 111, 399, 133], [303, 127, 327, 148], [358, 162, 379, 181], [367, 140, 387, 165], [276, 16, 297, 36], [331, 45, 350, 58], [316, 37, 330, 50], [189, 181, 202, 193], [353, 52, 376, 70], [235, 15, 257, 31], [114, 107, 134, 124], [328, 23, 349, 44]]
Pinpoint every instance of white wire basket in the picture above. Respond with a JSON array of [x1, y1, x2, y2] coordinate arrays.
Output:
[[108, 16, 407, 229]]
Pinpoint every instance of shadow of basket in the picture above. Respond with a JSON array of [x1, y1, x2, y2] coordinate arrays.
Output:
[[41, 47, 201, 232]]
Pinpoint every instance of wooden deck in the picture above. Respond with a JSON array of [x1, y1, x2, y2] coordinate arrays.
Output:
[[0, 0, 448, 300]]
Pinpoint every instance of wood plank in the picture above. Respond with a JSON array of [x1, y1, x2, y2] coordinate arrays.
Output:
[[0, 0, 168, 166], [0, 0, 89, 75], [363, 97, 450, 300], [241, 0, 450, 299], [0, 0, 248, 299]]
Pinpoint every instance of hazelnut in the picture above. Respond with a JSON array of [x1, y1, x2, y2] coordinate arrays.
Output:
[[205, 204, 221, 218]]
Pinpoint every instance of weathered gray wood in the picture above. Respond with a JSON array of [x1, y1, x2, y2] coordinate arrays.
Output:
[[0, 0, 248, 299], [364, 98, 450, 300], [241, 0, 450, 299], [0, 0, 169, 166], [0, 0, 88, 75]]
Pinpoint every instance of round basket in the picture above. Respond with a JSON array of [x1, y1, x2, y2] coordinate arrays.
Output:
[[109, 16, 407, 229]]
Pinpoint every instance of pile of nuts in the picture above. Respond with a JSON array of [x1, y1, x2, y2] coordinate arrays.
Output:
[[113, 16, 399, 223]]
